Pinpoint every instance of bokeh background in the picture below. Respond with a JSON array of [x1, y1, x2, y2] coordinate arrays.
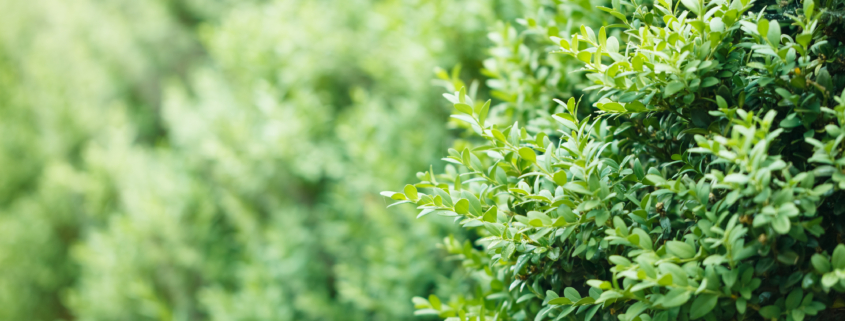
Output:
[[0, 0, 531, 320]]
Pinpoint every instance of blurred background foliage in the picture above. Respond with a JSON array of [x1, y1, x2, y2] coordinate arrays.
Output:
[[0, 0, 536, 320]]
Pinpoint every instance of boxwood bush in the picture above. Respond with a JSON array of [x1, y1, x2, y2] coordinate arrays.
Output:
[[385, 0, 845, 320]]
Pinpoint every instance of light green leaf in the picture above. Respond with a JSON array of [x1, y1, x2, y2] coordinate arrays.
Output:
[[454, 103, 473, 115], [404, 184, 419, 201], [598, 26, 607, 47], [563, 182, 593, 195], [812, 253, 831, 273], [429, 294, 442, 310], [381, 191, 407, 200], [479, 100, 491, 126], [666, 241, 696, 259], [833, 244, 845, 269], [483, 206, 498, 223], [772, 215, 791, 234], [609, 255, 632, 267], [709, 17, 725, 33], [553, 171, 568, 186], [660, 288, 690, 308], [822, 272, 839, 288], [519, 147, 537, 163], [657, 274, 673, 286], [664, 81, 686, 97], [454, 199, 469, 214], [757, 19, 769, 39], [767, 20, 781, 46], [680, 0, 701, 15], [528, 211, 552, 226]]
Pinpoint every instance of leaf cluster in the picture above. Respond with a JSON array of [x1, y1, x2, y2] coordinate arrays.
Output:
[[386, 0, 845, 320]]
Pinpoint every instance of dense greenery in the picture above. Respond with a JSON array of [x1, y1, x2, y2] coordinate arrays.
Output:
[[0, 0, 529, 320], [385, 0, 845, 320]]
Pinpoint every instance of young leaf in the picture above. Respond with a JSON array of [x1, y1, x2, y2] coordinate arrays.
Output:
[[519, 147, 537, 163], [454, 199, 470, 215]]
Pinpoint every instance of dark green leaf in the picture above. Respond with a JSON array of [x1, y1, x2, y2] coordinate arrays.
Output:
[[690, 294, 718, 319], [759, 305, 781, 319]]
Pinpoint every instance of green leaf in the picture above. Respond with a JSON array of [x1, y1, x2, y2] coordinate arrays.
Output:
[[757, 19, 769, 39], [585, 305, 601, 321], [657, 274, 673, 286], [479, 100, 491, 126], [432, 188, 452, 207], [454, 199, 469, 214], [797, 33, 813, 48], [548, 297, 572, 305], [482, 206, 498, 223], [759, 305, 781, 319], [469, 151, 484, 171], [785, 288, 803, 310], [767, 20, 781, 46], [564, 287, 581, 301], [502, 242, 516, 260], [598, 102, 626, 112], [577, 51, 592, 63], [716, 95, 728, 110], [702, 77, 719, 87], [664, 81, 685, 97], [404, 184, 419, 201], [690, 294, 718, 319], [780, 113, 801, 128], [645, 174, 666, 185], [633, 159, 645, 180], [563, 182, 593, 195], [492, 129, 507, 142], [519, 147, 536, 163], [811, 253, 831, 273], [822, 272, 839, 288], [528, 211, 552, 226], [581, 25, 596, 45], [833, 244, 845, 269], [666, 241, 696, 259], [429, 294, 442, 310], [724, 173, 749, 184], [737, 298, 747, 314], [462, 190, 482, 216], [772, 215, 791, 234], [660, 288, 691, 308], [454, 103, 473, 115], [680, 0, 701, 15], [793, 309, 806, 321], [709, 18, 725, 33], [598, 26, 607, 47], [454, 174, 462, 191], [381, 191, 407, 200], [484, 222, 504, 236], [553, 171, 568, 186], [609, 255, 632, 267]]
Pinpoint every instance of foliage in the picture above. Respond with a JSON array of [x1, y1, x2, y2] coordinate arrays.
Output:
[[0, 0, 523, 320], [385, 0, 845, 320]]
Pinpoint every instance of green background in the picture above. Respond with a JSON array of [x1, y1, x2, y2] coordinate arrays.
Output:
[[0, 0, 524, 320]]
